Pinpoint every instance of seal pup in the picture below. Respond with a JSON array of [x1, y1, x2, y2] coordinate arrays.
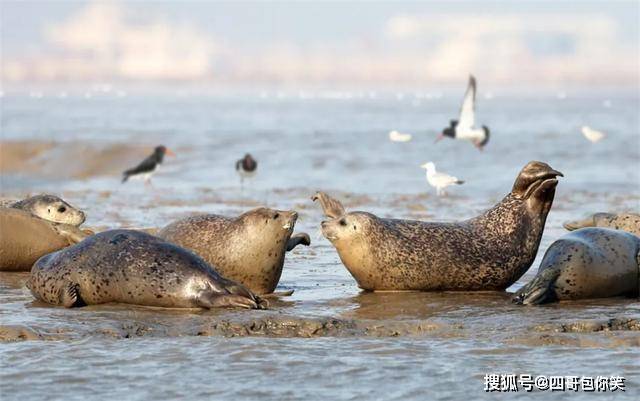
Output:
[[158, 208, 310, 295], [435, 75, 490, 150], [312, 161, 562, 291], [27, 229, 265, 309], [513, 228, 639, 305], [9, 194, 86, 226], [122, 145, 175, 184], [564, 212, 640, 236], [0, 208, 91, 271]]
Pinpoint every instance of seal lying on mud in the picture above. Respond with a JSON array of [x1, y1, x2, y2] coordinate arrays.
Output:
[[564, 213, 640, 236], [1, 195, 92, 271], [10, 194, 86, 226], [313, 161, 563, 291], [514, 228, 640, 305], [158, 208, 310, 294], [27, 229, 265, 309]]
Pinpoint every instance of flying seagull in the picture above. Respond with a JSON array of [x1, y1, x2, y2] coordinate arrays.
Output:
[[436, 75, 490, 150]]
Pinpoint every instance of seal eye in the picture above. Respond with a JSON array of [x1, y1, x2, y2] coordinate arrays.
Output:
[[58, 206, 67, 213], [273, 213, 280, 219], [339, 218, 347, 226], [353, 225, 357, 230]]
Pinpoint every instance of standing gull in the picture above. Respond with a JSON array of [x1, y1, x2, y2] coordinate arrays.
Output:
[[436, 75, 490, 150], [420, 162, 464, 196], [122, 145, 175, 185], [236, 153, 257, 187]]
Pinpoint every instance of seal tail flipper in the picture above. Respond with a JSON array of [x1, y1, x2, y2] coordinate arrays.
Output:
[[311, 192, 346, 219], [286, 233, 311, 252], [513, 269, 560, 305], [58, 282, 86, 308]]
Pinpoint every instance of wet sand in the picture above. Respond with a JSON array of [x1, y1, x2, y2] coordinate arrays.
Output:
[[1, 92, 639, 400]]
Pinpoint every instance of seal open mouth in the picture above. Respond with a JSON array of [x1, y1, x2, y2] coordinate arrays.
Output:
[[512, 161, 563, 199]]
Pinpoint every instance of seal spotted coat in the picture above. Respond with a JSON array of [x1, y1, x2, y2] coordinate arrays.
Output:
[[514, 227, 640, 304], [158, 208, 310, 295], [27, 229, 265, 309], [313, 161, 562, 291]]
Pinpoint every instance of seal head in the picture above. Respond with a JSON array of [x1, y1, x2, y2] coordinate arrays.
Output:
[[11, 194, 86, 226]]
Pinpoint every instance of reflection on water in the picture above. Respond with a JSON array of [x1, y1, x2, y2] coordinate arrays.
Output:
[[1, 90, 639, 400]]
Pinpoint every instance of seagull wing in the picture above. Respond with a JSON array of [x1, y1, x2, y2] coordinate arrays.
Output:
[[434, 172, 462, 186], [457, 75, 476, 130], [124, 153, 157, 176]]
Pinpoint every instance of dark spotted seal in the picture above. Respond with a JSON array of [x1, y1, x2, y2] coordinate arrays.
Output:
[[564, 212, 640, 236], [10, 194, 86, 226], [27, 229, 265, 309], [0, 207, 91, 272], [158, 208, 310, 294], [313, 161, 562, 291], [514, 227, 640, 304]]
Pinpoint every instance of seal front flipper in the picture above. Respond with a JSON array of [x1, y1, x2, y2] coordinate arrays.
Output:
[[196, 289, 267, 309], [311, 192, 346, 219], [513, 269, 560, 305], [58, 282, 87, 308], [286, 233, 311, 251], [53, 224, 91, 245]]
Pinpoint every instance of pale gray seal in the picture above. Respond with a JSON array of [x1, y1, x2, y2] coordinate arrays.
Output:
[[564, 212, 640, 236], [27, 229, 265, 309], [514, 228, 640, 304], [10, 194, 86, 226], [0, 195, 93, 271], [158, 208, 310, 294], [313, 161, 562, 291]]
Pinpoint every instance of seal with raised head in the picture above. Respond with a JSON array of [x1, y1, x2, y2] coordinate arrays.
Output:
[[564, 212, 640, 236], [158, 208, 310, 295], [313, 161, 563, 291], [514, 227, 640, 305], [1, 195, 92, 271], [27, 229, 265, 309], [10, 194, 86, 226]]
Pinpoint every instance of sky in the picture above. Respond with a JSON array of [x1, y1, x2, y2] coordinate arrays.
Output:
[[1, 1, 638, 86]]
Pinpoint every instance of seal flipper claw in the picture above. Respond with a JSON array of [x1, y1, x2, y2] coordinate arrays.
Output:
[[311, 192, 346, 219], [513, 269, 560, 305], [59, 282, 86, 308], [286, 233, 311, 251]]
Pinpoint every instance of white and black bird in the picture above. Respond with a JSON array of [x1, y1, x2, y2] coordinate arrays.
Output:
[[436, 75, 490, 150], [236, 153, 257, 185], [122, 145, 175, 184], [420, 162, 464, 196]]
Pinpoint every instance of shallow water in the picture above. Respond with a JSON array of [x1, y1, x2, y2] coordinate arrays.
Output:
[[1, 87, 639, 400]]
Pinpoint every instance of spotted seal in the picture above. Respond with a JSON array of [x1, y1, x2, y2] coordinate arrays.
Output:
[[564, 212, 640, 236], [158, 208, 310, 295], [313, 161, 562, 291], [514, 228, 639, 304], [10, 194, 86, 226], [27, 229, 265, 309], [1, 195, 92, 271]]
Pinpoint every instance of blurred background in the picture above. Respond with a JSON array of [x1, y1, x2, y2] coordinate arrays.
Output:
[[1, 0, 638, 88]]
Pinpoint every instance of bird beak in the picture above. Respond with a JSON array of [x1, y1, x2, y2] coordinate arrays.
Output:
[[165, 148, 176, 157], [434, 134, 444, 143]]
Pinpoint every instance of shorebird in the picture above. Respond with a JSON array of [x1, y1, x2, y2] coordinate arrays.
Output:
[[388, 130, 412, 142], [122, 145, 175, 185], [236, 153, 257, 187], [436, 75, 490, 150], [420, 162, 464, 196], [581, 126, 606, 143]]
